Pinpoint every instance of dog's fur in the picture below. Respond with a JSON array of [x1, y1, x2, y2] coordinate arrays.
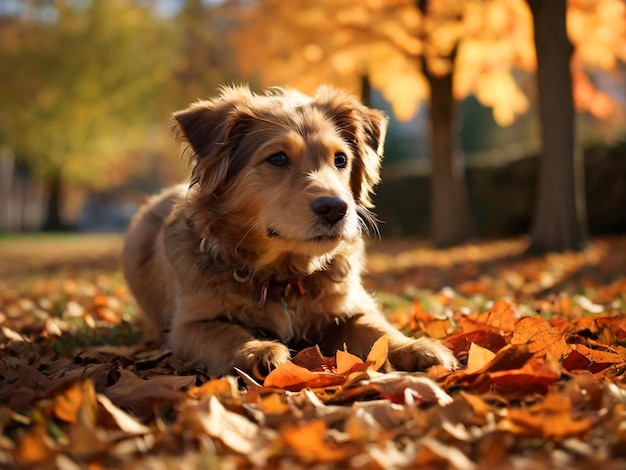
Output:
[[122, 85, 458, 378]]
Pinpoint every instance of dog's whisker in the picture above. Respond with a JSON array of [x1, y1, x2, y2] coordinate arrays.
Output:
[[357, 206, 380, 239]]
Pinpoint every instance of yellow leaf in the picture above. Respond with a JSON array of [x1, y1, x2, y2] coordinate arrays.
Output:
[[366, 335, 389, 371]]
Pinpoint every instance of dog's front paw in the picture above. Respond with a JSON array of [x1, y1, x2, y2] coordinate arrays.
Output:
[[389, 337, 459, 372], [234, 340, 291, 380]]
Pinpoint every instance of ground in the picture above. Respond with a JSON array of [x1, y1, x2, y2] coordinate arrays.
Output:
[[1, 234, 626, 469]]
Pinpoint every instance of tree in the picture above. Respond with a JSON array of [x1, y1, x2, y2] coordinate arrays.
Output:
[[0, 1, 175, 229], [526, 0, 585, 253], [526, 0, 626, 253]]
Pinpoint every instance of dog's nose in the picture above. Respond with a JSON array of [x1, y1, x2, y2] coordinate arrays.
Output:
[[311, 197, 348, 224]]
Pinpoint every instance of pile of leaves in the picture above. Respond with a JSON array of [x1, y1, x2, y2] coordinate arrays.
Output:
[[1, 235, 626, 468]]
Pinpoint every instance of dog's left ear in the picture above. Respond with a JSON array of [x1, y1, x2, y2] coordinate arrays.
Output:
[[172, 86, 253, 195], [314, 87, 388, 208]]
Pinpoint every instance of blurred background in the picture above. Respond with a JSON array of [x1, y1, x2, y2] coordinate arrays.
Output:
[[0, 0, 624, 247]]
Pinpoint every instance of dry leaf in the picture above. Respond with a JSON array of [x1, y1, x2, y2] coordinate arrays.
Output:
[[466, 342, 497, 373]]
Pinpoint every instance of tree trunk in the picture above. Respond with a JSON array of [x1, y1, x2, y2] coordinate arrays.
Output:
[[527, 0, 587, 253], [424, 69, 474, 247], [360, 74, 372, 107], [42, 171, 66, 231]]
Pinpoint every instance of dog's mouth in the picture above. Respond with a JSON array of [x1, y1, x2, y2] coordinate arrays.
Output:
[[267, 228, 343, 243]]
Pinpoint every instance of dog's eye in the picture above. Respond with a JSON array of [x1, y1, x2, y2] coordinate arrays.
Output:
[[334, 153, 348, 169], [267, 152, 289, 167]]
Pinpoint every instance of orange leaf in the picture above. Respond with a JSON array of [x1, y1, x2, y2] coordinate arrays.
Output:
[[425, 320, 452, 339], [474, 299, 518, 333], [511, 316, 572, 360], [53, 381, 84, 423], [188, 377, 239, 400], [466, 342, 496, 374], [505, 392, 592, 439], [13, 424, 57, 466], [335, 350, 366, 376], [264, 361, 319, 388], [281, 419, 348, 462], [264, 361, 343, 391]]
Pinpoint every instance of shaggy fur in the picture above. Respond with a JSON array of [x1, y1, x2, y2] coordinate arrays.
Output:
[[123, 85, 458, 378]]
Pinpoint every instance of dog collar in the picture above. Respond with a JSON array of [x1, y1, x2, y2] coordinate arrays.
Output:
[[258, 276, 305, 310]]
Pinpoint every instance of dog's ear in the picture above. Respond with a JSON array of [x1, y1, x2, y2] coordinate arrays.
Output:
[[173, 86, 252, 194], [313, 87, 388, 208]]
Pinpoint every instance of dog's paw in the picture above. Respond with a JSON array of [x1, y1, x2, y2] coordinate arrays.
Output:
[[234, 340, 291, 380], [389, 337, 459, 372]]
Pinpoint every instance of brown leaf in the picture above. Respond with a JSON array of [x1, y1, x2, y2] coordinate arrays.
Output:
[[562, 344, 625, 374], [444, 329, 508, 357], [97, 394, 150, 434], [105, 369, 191, 419], [364, 371, 453, 406], [291, 345, 334, 371], [181, 395, 272, 455]]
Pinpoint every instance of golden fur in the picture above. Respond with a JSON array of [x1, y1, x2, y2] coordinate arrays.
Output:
[[122, 85, 458, 378]]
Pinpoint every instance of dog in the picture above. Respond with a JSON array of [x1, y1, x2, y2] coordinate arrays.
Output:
[[122, 85, 458, 378]]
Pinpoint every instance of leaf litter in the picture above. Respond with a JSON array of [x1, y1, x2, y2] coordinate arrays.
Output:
[[1, 235, 626, 468]]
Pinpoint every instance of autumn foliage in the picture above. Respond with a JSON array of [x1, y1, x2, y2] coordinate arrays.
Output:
[[1, 235, 626, 467], [231, 0, 626, 124]]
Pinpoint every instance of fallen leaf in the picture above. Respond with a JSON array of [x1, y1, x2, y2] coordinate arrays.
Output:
[[181, 395, 271, 454], [511, 316, 572, 360], [335, 349, 367, 375], [264, 361, 344, 391], [444, 329, 508, 356], [97, 394, 150, 434], [504, 392, 593, 439], [105, 369, 191, 419], [466, 342, 497, 374], [365, 335, 389, 371], [281, 419, 349, 462], [53, 381, 85, 424], [13, 424, 57, 467], [365, 371, 453, 406]]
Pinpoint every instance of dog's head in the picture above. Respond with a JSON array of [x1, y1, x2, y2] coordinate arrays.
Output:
[[174, 85, 387, 272]]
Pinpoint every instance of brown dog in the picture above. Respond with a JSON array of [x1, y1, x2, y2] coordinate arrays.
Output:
[[122, 85, 458, 378]]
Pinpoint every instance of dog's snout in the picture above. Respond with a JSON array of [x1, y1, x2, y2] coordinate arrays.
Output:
[[311, 196, 348, 224]]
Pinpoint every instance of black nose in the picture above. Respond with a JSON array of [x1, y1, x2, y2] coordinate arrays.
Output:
[[311, 197, 348, 224]]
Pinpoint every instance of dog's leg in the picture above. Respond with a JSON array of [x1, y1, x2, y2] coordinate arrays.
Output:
[[170, 319, 291, 378], [320, 313, 459, 371]]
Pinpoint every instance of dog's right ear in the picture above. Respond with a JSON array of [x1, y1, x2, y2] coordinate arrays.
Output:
[[173, 86, 252, 194]]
